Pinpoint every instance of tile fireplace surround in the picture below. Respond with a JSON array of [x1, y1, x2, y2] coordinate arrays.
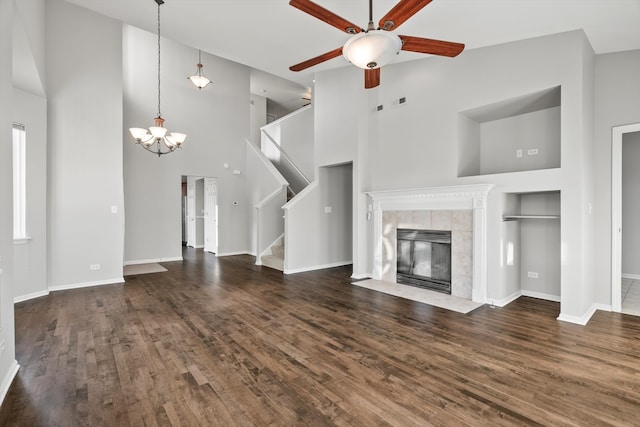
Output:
[[367, 185, 494, 304]]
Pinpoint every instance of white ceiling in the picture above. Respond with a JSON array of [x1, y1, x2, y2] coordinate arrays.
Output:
[[53, 0, 640, 110]]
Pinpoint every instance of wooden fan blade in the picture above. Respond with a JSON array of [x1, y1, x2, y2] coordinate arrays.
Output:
[[364, 68, 380, 89], [399, 35, 465, 57], [379, 0, 433, 31], [290, 0, 362, 34], [290, 47, 344, 72]]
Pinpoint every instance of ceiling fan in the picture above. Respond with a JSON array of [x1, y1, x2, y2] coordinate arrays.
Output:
[[289, 0, 465, 89]]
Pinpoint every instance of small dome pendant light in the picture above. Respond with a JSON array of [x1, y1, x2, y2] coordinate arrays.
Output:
[[189, 50, 211, 89]]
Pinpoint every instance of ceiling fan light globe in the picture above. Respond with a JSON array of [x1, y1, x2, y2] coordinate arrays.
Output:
[[343, 30, 402, 70]]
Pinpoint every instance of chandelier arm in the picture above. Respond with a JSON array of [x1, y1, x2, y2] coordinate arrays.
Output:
[[140, 138, 179, 157]]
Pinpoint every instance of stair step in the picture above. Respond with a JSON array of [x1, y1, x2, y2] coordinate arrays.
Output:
[[271, 245, 284, 259], [261, 254, 284, 272]]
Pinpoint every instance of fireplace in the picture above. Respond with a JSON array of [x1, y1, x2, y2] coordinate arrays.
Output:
[[397, 229, 452, 294], [367, 184, 494, 303]]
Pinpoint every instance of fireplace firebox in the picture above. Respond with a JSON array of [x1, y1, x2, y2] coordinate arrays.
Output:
[[397, 229, 452, 294]]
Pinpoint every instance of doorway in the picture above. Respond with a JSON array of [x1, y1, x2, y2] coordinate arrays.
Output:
[[183, 175, 218, 254], [611, 123, 640, 314]]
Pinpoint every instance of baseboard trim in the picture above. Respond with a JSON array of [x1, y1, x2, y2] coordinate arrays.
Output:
[[0, 360, 20, 407], [622, 273, 640, 280], [217, 251, 252, 257], [14, 289, 50, 304], [285, 261, 352, 275], [489, 291, 522, 307], [521, 290, 561, 302], [351, 273, 371, 280], [125, 257, 183, 266], [49, 277, 125, 292], [557, 303, 598, 326], [594, 303, 612, 312]]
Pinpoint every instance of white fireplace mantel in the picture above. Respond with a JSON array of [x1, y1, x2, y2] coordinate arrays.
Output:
[[366, 184, 494, 304]]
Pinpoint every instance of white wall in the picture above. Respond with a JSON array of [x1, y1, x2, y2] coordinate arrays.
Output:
[[314, 66, 361, 168], [12, 0, 46, 96], [12, 88, 47, 301], [250, 94, 267, 146], [622, 131, 640, 276], [47, 0, 125, 289], [487, 193, 521, 303], [594, 50, 640, 304], [123, 26, 251, 262], [479, 107, 561, 175], [0, 0, 18, 405], [284, 163, 353, 273], [278, 106, 315, 181], [316, 30, 595, 320]]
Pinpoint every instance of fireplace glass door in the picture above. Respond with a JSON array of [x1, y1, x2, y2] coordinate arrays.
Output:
[[397, 229, 452, 294]]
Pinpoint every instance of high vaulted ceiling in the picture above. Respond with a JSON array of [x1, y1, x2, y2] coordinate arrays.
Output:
[[61, 0, 640, 110]]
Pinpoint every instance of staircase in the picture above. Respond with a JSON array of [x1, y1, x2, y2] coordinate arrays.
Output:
[[255, 106, 313, 274], [261, 240, 284, 272]]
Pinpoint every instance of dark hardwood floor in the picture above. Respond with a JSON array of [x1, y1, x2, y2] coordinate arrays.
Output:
[[1, 248, 640, 426]]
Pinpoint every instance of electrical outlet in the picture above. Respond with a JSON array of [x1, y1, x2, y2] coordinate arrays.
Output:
[[516, 149, 523, 158], [325, 206, 332, 214], [528, 271, 539, 279], [527, 148, 539, 155], [392, 97, 407, 108], [90, 264, 101, 270]]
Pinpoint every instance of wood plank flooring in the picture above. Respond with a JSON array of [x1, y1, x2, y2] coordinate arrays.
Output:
[[1, 248, 640, 426]]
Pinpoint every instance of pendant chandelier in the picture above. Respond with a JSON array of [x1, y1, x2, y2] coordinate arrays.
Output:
[[188, 50, 211, 89], [129, 0, 187, 156]]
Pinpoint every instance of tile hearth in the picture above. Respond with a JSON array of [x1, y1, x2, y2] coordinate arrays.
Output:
[[352, 279, 484, 314]]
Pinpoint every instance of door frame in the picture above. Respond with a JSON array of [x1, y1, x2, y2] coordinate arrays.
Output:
[[204, 177, 218, 254], [611, 122, 640, 312], [186, 180, 197, 248]]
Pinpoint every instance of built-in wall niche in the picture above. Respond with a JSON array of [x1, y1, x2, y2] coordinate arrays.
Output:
[[502, 191, 561, 302], [458, 86, 561, 177]]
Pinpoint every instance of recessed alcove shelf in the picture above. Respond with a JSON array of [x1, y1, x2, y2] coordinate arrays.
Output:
[[502, 190, 561, 303], [502, 214, 560, 221], [458, 86, 561, 177]]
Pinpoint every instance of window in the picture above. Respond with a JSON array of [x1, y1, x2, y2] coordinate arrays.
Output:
[[13, 123, 27, 241]]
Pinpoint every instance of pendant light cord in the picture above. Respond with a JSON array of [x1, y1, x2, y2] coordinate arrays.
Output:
[[157, 1, 161, 118]]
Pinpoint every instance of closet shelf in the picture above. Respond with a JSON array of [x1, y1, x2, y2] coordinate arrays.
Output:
[[502, 215, 560, 221]]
